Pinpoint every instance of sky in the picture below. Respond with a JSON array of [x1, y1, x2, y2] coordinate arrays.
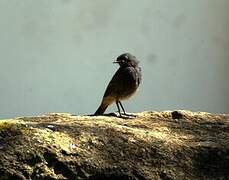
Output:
[[0, 0, 228, 118]]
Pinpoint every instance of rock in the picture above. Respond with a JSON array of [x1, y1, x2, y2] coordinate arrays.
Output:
[[171, 110, 183, 119], [0, 111, 228, 179]]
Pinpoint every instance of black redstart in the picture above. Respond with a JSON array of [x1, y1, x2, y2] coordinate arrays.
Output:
[[94, 53, 142, 116]]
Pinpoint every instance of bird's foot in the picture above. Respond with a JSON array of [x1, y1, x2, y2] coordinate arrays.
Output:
[[117, 112, 137, 118], [122, 113, 137, 117]]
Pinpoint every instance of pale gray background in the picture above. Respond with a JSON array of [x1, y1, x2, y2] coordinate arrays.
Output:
[[0, 0, 228, 118]]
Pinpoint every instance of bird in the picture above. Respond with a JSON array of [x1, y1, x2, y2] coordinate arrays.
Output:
[[94, 53, 142, 116]]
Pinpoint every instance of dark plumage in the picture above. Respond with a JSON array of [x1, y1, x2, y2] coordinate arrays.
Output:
[[94, 53, 142, 116]]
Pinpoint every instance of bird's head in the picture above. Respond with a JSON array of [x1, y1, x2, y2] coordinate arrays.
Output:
[[113, 53, 139, 67]]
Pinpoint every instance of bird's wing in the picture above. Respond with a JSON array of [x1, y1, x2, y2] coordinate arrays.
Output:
[[103, 67, 137, 98]]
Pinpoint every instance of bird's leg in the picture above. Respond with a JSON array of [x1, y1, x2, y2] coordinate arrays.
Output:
[[118, 101, 126, 115], [118, 101, 136, 117], [116, 101, 122, 117]]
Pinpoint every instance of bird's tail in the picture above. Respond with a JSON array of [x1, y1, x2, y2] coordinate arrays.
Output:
[[94, 103, 108, 115]]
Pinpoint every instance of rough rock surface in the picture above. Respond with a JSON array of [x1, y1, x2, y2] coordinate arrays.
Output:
[[0, 111, 228, 180]]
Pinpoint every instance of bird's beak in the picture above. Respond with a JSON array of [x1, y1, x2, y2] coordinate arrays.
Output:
[[113, 59, 124, 63]]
